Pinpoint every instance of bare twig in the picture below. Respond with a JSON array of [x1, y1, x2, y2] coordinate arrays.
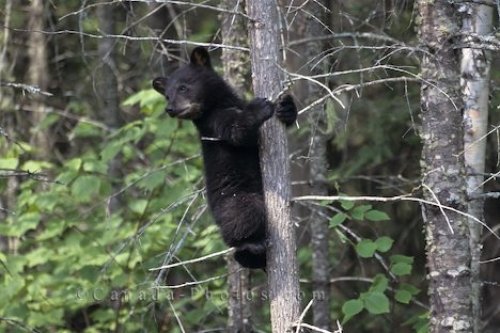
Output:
[[293, 194, 500, 240], [149, 248, 235, 271], [0, 81, 53, 96]]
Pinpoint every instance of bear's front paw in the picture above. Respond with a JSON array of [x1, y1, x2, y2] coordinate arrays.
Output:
[[276, 94, 297, 126], [248, 97, 274, 122]]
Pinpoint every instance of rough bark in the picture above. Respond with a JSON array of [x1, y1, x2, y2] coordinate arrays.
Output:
[[418, 1, 473, 332], [28, 0, 50, 157], [460, 3, 493, 333], [97, 4, 123, 213], [220, 0, 252, 332], [247, 1, 301, 332], [297, 1, 332, 329]]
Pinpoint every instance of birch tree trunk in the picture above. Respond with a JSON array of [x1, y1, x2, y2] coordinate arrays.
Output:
[[418, 1, 473, 332], [461, 4, 493, 332], [220, 0, 252, 332], [247, 1, 301, 332]]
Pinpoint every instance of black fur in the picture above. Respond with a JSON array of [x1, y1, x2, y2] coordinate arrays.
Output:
[[153, 47, 297, 269]]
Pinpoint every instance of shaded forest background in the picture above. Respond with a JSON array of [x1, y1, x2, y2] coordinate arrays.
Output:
[[0, 1, 499, 332]]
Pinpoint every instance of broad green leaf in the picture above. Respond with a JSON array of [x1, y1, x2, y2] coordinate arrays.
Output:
[[15, 212, 41, 237], [122, 89, 163, 108], [370, 274, 389, 293], [71, 175, 101, 202], [37, 220, 66, 240], [329, 212, 347, 227], [391, 262, 413, 276], [340, 200, 354, 210], [22, 160, 53, 172], [375, 236, 394, 252], [71, 121, 102, 138], [365, 209, 390, 221], [390, 255, 414, 265], [129, 199, 148, 215], [0, 157, 18, 169], [363, 291, 390, 314], [342, 299, 364, 323], [351, 204, 372, 220], [395, 289, 412, 304], [399, 283, 420, 296], [66, 158, 83, 171], [101, 142, 123, 162], [136, 170, 167, 191], [356, 239, 377, 258]]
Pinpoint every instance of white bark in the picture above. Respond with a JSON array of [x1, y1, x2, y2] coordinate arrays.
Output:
[[460, 3, 493, 332]]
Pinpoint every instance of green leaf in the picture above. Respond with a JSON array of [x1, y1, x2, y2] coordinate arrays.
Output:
[[22, 160, 53, 172], [356, 239, 377, 258], [370, 274, 389, 293], [122, 89, 163, 108], [71, 121, 102, 138], [365, 209, 390, 221], [390, 255, 414, 265], [342, 299, 364, 323], [363, 291, 390, 314], [136, 170, 167, 191], [101, 142, 123, 162], [37, 220, 67, 241], [71, 175, 101, 202], [16, 212, 41, 237], [391, 262, 412, 276], [351, 204, 372, 220], [329, 212, 347, 228], [0, 157, 19, 169], [340, 200, 354, 210], [129, 199, 148, 215], [66, 158, 83, 171], [399, 283, 420, 296], [375, 236, 394, 253], [395, 289, 412, 304]]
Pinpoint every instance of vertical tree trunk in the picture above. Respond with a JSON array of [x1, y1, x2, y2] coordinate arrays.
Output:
[[220, 1, 252, 332], [461, 4, 493, 333], [247, 2, 300, 332], [97, 4, 123, 213], [304, 3, 331, 330], [28, 0, 50, 157], [418, 1, 473, 332], [289, 1, 332, 329]]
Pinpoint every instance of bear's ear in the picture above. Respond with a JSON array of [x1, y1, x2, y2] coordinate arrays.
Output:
[[152, 77, 167, 94], [190, 47, 212, 69]]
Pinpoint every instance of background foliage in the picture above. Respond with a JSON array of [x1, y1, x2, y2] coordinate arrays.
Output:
[[0, 1, 498, 332]]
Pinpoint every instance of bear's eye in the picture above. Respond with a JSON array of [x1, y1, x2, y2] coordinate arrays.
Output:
[[178, 85, 188, 93]]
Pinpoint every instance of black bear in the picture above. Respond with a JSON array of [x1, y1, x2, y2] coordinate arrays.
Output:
[[152, 47, 297, 269]]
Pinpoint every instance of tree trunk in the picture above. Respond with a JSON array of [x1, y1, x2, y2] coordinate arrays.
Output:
[[460, 3, 493, 333], [304, 3, 331, 330], [28, 0, 50, 157], [247, 2, 300, 332], [220, 1, 252, 332], [97, 4, 123, 213], [287, 0, 332, 329], [418, 1, 473, 332]]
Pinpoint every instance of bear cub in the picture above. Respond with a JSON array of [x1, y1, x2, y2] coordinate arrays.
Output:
[[152, 47, 297, 269]]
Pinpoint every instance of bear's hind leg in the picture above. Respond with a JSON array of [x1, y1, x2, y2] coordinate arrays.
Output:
[[214, 194, 267, 269]]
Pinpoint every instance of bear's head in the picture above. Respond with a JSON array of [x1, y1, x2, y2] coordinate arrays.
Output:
[[152, 47, 214, 120]]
